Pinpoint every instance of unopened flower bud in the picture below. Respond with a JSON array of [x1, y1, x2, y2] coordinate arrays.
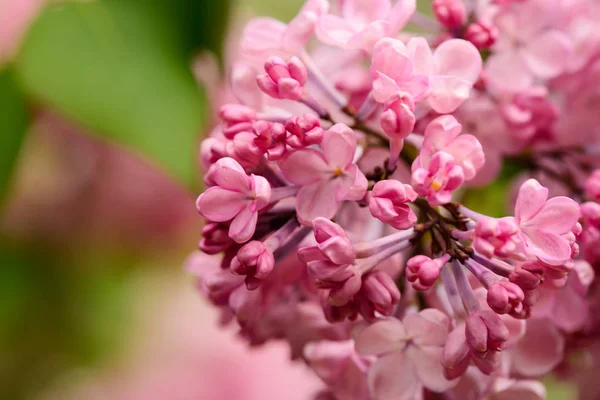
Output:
[[406, 255, 446, 291], [465, 310, 509, 354], [433, 0, 467, 29], [380, 93, 416, 140], [219, 104, 257, 139], [464, 21, 498, 50], [199, 223, 233, 254], [487, 281, 525, 315], [257, 56, 307, 100], [285, 113, 324, 148], [230, 241, 275, 289], [585, 170, 600, 202], [250, 120, 288, 160], [509, 261, 544, 290], [369, 180, 418, 230]]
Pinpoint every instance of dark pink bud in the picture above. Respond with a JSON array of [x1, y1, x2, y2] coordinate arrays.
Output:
[[199, 223, 233, 254], [320, 290, 357, 323], [473, 217, 521, 259], [360, 271, 401, 316], [369, 180, 418, 230], [328, 272, 362, 306], [433, 0, 467, 29], [200, 137, 227, 170], [441, 324, 470, 379], [380, 93, 416, 140], [509, 261, 544, 290], [581, 202, 600, 226], [585, 170, 600, 202], [406, 254, 447, 291], [464, 21, 498, 50], [250, 120, 288, 160], [465, 311, 509, 354], [219, 104, 257, 139], [230, 241, 275, 289], [312, 217, 356, 265], [486, 281, 525, 314], [257, 56, 307, 100], [285, 113, 324, 148]]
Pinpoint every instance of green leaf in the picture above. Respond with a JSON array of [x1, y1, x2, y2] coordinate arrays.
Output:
[[0, 69, 28, 201], [15, 0, 228, 186]]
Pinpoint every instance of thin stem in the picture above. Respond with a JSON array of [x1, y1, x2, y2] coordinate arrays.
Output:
[[471, 253, 514, 277], [264, 219, 300, 251], [273, 226, 311, 262], [458, 205, 486, 221], [441, 263, 466, 319], [301, 51, 347, 109], [463, 258, 498, 289], [356, 239, 412, 275], [270, 185, 300, 202], [354, 228, 416, 258], [451, 260, 480, 314]]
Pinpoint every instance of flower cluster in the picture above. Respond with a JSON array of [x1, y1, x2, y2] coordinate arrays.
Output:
[[188, 0, 600, 398]]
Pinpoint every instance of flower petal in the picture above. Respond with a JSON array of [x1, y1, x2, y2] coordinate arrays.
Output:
[[486, 51, 533, 92], [522, 228, 572, 266], [211, 157, 250, 192], [407, 37, 434, 76], [322, 125, 357, 168], [404, 309, 450, 347], [368, 352, 421, 400], [296, 181, 341, 225], [553, 283, 589, 333], [196, 187, 248, 222], [515, 179, 548, 223], [408, 345, 457, 392], [428, 75, 472, 114], [522, 30, 571, 79], [229, 206, 258, 243], [279, 148, 330, 185], [315, 14, 355, 48], [512, 318, 564, 377], [355, 318, 407, 356], [387, 0, 416, 33], [433, 39, 482, 84], [444, 134, 485, 180], [525, 196, 580, 234]]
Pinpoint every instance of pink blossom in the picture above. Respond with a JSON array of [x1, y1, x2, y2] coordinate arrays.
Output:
[[285, 113, 324, 148], [249, 120, 288, 161], [486, 0, 572, 91], [196, 158, 271, 243], [368, 180, 418, 230], [379, 92, 416, 141], [406, 254, 449, 291], [219, 104, 257, 139], [464, 20, 499, 50], [487, 281, 526, 316], [230, 241, 276, 290], [412, 151, 464, 205], [511, 317, 565, 377], [315, 0, 416, 51], [358, 270, 401, 318], [199, 223, 234, 255], [473, 217, 523, 259], [279, 125, 368, 224], [514, 179, 580, 266], [585, 169, 600, 202]]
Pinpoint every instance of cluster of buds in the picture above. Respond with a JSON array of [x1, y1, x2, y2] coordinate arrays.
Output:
[[187, 0, 600, 399]]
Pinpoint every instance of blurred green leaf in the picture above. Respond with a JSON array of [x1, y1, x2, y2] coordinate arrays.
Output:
[[15, 0, 229, 186], [0, 69, 28, 201]]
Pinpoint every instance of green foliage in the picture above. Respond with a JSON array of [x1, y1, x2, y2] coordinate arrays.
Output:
[[0, 69, 28, 201], [15, 0, 230, 187]]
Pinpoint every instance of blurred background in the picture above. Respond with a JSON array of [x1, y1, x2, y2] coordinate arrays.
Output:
[[0, 1, 576, 399]]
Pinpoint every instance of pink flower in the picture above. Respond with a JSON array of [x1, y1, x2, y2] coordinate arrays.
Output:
[[379, 92, 416, 141], [358, 271, 401, 319], [196, 158, 271, 243], [514, 179, 580, 266], [511, 317, 565, 377], [473, 217, 523, 259], [199, 223, 234, 255], [411, 151, 464, 205], [279, 125, 368, 224], [406, 254, 449, 291], [487, 281, 526, 316], [420, 116, 485, 180], [486, 0, 572, 91], [464, 21, 498, 50], [315, 0, 416, 51], [219, 104, 257, 139], [285, 113, 324, 148], [249, 120, 288, 161], [257, 56, 308, 100], [231, 241, 276, 290], [354, 309, 457, 400], [369, 180, 418, 230], [406, 37, 482, 113]]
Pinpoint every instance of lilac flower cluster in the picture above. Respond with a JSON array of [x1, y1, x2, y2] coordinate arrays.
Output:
[[187, 0, 600, 398]]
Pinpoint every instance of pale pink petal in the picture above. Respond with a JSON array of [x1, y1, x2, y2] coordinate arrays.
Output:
[[373, 72, 401, 103], [231, 62, 263, 109], [387, 0, 417, 32], [421, 115, 462, 165], [525, 197, 580, 234], [354, 319, 407, 356], [250, 174, 272, 208], [341, 0, 391, 26], [515, 179, 548, 223], [372, 43, 414, 87], [522, 30, 571, 79], [522, 228, 572, 266], [368, 352, 421, 400], [282, 0, 329, 52], [241, 18, 286, 59], [428, 75, 472, 114], [211, 158, 250, 192], [486, 51, 533, 92], [296, 181, 341, 225], [408, 346, 457, 392], [404, 309, 450, 347], [279, 149, 330, 185], [345, 164, 369, 201], [444, 134, 485, 180], [350, 20, 389, 52], [315, 14, 356, 48], [491, 379, 546, 400], [407, 37, 434, 76], [553, 285, 588, 333], [512, 318, 564, 377], [196, 187, 248, 222], [433, 39, 482, 84], [322, 126, 357, 168], [229, 206, 258, 243]]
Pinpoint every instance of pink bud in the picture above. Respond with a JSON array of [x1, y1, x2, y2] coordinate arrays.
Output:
[[219, 104, 257, 139], [312, 217, 356, 265], [433, 0, 467, 29], [320, 290, 357, 322], [328, 272, 362, 306], [442, 324, 470, 379], [250, 120, 288, 160], [379, 93, 416, 140], [257, 56, 307, 100], [359, 271, 401, 316], [473, 217, 521, 259], [406, 255, 446, 291], [464, 21, 498, 50], [199, 223, 233, 254], [465, 311, 509, 354], [486, 281, 525, 315], [200, 137, 227, 170], [581, 201, 600, 226], [230, 241, 275, 289], [412, 151, 465, 206], [285, 113, 324, 148], [509, 261, 544, 290], [369, 180, 418, 230], [585, 170, 600, 202]]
